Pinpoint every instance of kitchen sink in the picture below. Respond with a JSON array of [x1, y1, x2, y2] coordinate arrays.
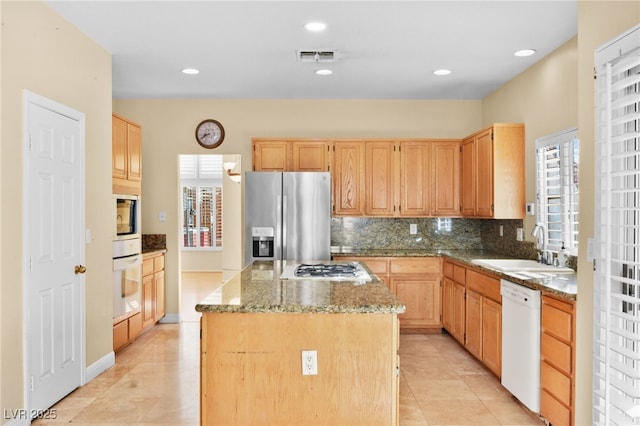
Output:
[[470, 258, 574, 274]]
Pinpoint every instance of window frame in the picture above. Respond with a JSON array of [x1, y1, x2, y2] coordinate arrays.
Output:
[[179, 155, 223, 251], [535, 128, 580, 255]]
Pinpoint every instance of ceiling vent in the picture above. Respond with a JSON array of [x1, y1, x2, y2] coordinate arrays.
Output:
[[296, 50, 337, 63]]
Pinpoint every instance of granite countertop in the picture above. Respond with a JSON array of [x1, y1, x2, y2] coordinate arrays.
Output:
[[195, 260, 406, 314], [142, 248, 167, 256], [331, 247, 577, 300]]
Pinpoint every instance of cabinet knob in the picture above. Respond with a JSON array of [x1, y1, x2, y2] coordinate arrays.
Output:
[[74, 265, 87, 274]]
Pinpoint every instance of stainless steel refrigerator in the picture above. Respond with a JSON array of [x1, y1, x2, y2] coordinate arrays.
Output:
[[244, 172, 331, 265]]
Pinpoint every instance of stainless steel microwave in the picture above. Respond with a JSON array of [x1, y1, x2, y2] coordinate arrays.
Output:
[[114, 194, 140, 240]]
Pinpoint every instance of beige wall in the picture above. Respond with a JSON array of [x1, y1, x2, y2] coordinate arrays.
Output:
[[574, 2, 640, 425], [113, 99, 482, 317], [1, 1, 112, 419]]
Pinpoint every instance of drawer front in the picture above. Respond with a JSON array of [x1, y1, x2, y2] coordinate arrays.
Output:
[[541, 389, 571, 426], [453, 265, 466, 284], [154, 255, 165, 272], [542, 302, 573, 343], [113, 320, 129, 350], [542, 332, 572, 374], [466, 269, 500, 302], [142, 257, 154, 276], [333, 257, 389, 276], [443, 261, 454, 279], [390, 257, 441, 275], [541, 361, 572, 405]]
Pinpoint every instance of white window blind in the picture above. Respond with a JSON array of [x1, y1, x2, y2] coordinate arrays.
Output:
[[594, 24, 640, 426], [179, 155, 223, 249], [536, 129, 580, 254]]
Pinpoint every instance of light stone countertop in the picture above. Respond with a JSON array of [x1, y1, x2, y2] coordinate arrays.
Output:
[[195, 260, 406, 314], [331, 247, 577, 300]]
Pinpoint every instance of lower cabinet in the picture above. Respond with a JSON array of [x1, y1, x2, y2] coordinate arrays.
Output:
[[142, 251, 166, 331], [113, 312, 142, 352], [334, 256, 442, 332], [540, 294, 575, 426], [442, 260, 502, 378]]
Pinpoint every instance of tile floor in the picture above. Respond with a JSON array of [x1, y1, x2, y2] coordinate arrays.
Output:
[[33, 272, 544, 425]]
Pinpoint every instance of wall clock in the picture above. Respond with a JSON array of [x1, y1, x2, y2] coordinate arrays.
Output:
[[195, 119, 225, 149]]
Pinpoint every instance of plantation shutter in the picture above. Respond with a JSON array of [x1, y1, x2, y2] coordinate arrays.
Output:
[[536, 129, 579, 253], [593, 24, 640, 426]]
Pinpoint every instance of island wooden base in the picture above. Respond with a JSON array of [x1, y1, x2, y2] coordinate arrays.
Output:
[[200, 312, 399, 425]]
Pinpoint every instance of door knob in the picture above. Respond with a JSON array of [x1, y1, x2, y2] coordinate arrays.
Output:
[[74, 265, 87, 274]]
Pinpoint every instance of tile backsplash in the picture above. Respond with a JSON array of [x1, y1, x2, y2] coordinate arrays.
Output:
[[331, 217, 482, 250]]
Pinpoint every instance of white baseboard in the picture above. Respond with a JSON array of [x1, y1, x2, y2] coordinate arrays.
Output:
[[84, 351, 115, 385], [2, 418, 29, 426], [159, 313, 180, 323]]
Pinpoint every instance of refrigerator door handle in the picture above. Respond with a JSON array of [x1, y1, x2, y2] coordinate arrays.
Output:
[[281, 195, 287, 259]]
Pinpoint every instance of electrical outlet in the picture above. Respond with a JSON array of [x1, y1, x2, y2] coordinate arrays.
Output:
[[516, 228, 524, 241], [499, 225, 503, 237], [410, 224, 417, 235], [159, 211, 167, 222], [301, 350, 318, 376]]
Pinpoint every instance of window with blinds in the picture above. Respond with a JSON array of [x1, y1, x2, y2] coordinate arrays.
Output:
[[535, 128, 580, 254], [593, 24, 640, 426], [179, 155, 223, 249]]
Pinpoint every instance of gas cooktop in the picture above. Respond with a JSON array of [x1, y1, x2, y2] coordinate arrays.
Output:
[[280, 262, 371, 282]]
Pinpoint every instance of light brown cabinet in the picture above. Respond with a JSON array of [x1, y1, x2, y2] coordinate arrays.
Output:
[[252, 139, 331, 172], [364, 140, 398, 216], [442, 260, 502, 377], [112, 114, 142, 195], [431, 140, 461, 216], [141, 252, 166, 332], [113, 312, 142, 352], [442, 261, 466, 344], [399, 141, 431, 217], [333, 140, 366, 216], [465, 268, 502, 377], [460, 124, 525, 218], [540, 295, 575, 426], [334, 256, 442, 332]]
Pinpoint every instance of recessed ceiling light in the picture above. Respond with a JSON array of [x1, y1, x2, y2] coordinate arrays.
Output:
[[305, 22, 327, 32], [514, 49, 536, 57], [315, 69, 333, 76], [181, 68, 200, 75], [433, 69, 452, 76]]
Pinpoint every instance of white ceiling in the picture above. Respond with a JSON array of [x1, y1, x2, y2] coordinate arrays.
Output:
[[44, 1, 578, 100]]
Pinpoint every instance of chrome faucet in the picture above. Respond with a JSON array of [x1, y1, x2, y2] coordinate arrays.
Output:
[[531, 222, 550, 264]]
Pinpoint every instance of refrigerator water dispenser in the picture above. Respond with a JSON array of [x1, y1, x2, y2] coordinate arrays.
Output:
[[252, 227, 274, 258]]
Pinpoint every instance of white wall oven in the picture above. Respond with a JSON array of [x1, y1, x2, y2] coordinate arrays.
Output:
[[113, 238, 142, 321]]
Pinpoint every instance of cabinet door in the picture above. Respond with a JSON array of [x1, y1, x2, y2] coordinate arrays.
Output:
[[481, 297, 501, 377], [460, 137, 475, 216], [292, 141, 331, 172], [431, 140, 460, 216], [452, 281, 466, 344], [442, 278, 454, 332], [333, 141, 365, 216], [365, 141, 397, 216], [393, 276, 441, 329], [141, 274, 155, 329], [475, 129, 494, 217], [112, 116, 128, 180], [399, 141, 430, 217], [253, 140, 290, 171], [154, 270, 165, 322], [127, 123, 142, 182], [465, 290, 482, 359]]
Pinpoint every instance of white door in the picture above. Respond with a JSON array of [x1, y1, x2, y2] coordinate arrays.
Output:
[[25, 92, 85, 414]]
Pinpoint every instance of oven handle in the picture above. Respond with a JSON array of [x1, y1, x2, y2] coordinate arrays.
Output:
[[113, 254, 142, 271]]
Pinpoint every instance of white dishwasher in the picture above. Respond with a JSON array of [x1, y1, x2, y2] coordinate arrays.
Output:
[[500, 279, 541, 413]]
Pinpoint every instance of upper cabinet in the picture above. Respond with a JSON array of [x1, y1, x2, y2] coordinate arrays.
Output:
[[365, 140, 398, 216], [252, 139, 331, 172], [460, 124, 525, 219], [112, 114, 142, 195], [333, 140, 366, 216], [430, 140, 461, 216]]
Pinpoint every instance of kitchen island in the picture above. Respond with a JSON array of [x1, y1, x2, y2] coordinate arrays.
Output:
[[196, 260, 405, 426]]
